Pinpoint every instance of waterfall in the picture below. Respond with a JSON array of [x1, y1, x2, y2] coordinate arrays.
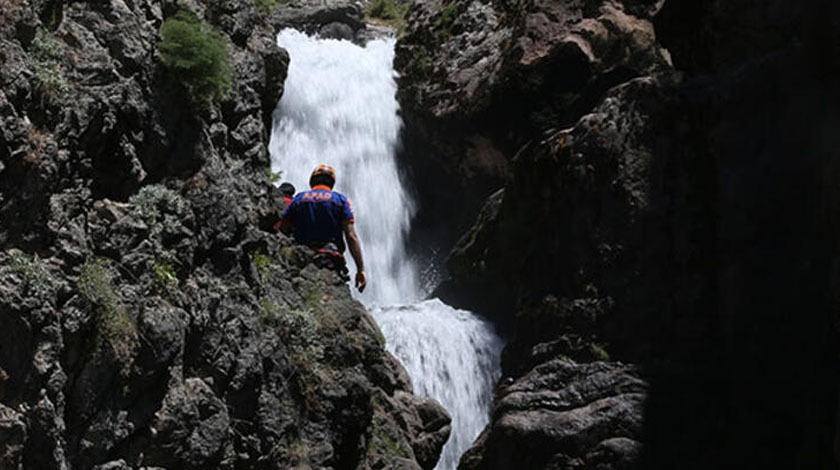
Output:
[[269, 29, 503, 470]]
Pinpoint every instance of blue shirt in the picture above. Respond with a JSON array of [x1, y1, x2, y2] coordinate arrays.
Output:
[[280, 185, 355, 252]]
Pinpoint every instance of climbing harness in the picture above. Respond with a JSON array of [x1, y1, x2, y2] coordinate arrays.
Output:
[[311, 242, 350, 281]]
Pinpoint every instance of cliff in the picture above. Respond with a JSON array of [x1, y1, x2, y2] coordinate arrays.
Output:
[[0, 1, 449, 469], [396, 0, 840, 468]]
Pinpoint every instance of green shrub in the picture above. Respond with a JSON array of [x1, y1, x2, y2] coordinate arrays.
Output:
[[434, 1, 459, 34], [366, 0, 409, 29], [28, 28, 69, 103], [4, 250, 53, 297], [254, 0, 288, 15], [261, 300, 324, 363], [265, 167, 283, 184], [131, 184, 189, 225], [158, 10, 231, 109], [78, 258, 138, 373], [367, 0, 398, 20], [154, 261, 179, 289], [252, 253, 275, 277]]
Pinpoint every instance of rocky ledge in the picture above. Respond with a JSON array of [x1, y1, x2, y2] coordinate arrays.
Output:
[[0, 0, 448, 469]]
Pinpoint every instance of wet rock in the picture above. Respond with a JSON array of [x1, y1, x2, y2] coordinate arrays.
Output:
[[273, 0, 365, 38], [394, 391, 452, 470]]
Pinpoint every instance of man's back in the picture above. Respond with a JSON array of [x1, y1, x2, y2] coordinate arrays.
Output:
[[281, 184, 354, 252], [278, 164, 366, 292]]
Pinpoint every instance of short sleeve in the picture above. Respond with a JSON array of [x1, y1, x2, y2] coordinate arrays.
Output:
[[342, 196, 354, 222]]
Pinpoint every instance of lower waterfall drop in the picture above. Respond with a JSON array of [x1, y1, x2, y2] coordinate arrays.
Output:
[[269, 29, 504, 470]]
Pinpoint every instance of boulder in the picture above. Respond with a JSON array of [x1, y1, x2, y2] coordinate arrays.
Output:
[[460, 359, 646, 470]]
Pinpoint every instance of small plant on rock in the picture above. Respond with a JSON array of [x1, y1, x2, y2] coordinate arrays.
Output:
[[265, 167, 283, 184], [4, 250, 53, 297], [254, 0, 289, 15], [434, 1, 459, 38], [78, 258, 138, 375], [252, 253, 275, 277], [28, 28, 69, 103], [366, 0, 409, 27], [158, 10, 231, 109], [260, 300, 324, 363], [154, 261, 179, 290]]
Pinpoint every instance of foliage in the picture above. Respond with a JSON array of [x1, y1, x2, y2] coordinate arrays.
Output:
[[434, 1, 459, 35], [131, 184, 190, 222], [366, 0, 408, 22], [252, 253, 275, 277], [254, 0, 290, 15], [366, 0, 410, 31], [154, 261, 179, 289], [158, 10, 231, 109], [261, 300, 324, 364], [265, 167, 283, 184], [28, 28, 69, 103], [78, 258, 138, 373], [130, 185, 192, 294], [590, 343, 610, 362], [4, 250, 54, 297], [130, 184, 191, 267]]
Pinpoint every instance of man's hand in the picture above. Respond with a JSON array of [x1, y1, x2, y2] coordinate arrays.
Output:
[[343, 221, 366, 293], [355, 271, 367, 293]]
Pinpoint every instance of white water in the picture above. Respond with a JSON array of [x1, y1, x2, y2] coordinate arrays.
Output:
[[269, 29, 503, 469]]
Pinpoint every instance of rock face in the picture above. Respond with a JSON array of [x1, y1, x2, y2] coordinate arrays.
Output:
[[395, 0, 671, 262], [0, 1, 449, 469], [423, 0, 840, 468], [272, 0, 366, 41], [461, 359, 646, 470]]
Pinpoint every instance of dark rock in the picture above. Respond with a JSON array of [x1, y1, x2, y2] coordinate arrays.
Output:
[[585, 437, 642, 470], [0, 403, 26, 470], [443, 0, 840, 468], [147, 374, 231, 468], [0, 1, 448, 469], [394, 391, 452, 470], [396, 0, 673, 264], [460, 359, 646, 470], [319, 21, 355, 40], [273, 0, 365, 38]]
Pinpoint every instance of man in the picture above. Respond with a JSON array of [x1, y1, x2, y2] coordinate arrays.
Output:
[[271, 182, 296, 231], [279, 182, 295, 207], [278, 164, 367, 293]]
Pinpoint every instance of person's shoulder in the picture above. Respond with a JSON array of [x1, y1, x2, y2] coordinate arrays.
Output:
[[330, 190, 349, 201]]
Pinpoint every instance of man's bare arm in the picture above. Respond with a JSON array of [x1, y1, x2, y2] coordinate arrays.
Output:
[[342, 221, 366, 292]]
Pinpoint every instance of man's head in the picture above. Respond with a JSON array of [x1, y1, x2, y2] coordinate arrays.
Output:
[[309, 164, 336, 189], [279, 182, 295, 197]]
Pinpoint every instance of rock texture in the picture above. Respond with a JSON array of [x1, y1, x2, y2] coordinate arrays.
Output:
[[272, 0, 366, 41], [423, 0, 840, 468], [461, 359, 646, 470], [395, 0, 672, 263], [0, 1, 449, 469]]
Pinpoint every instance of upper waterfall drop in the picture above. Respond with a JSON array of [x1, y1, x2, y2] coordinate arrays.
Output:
[[269, 29, 419, 306], [269, 29, 504, 470]]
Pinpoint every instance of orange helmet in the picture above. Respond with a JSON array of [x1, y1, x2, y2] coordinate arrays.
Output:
[[310, 164, 336, 188]]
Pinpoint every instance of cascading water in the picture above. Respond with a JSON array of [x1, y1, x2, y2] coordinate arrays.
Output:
[[269, 29, 504, 469]]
